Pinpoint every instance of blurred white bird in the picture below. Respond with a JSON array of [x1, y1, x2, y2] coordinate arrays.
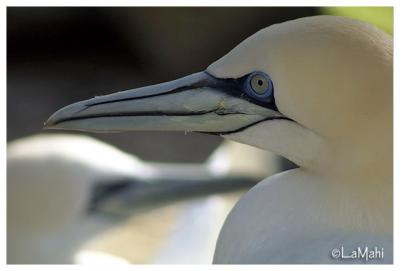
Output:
[[7, 134, 147, 264], [7, 134, 289, 263], [46, 15, 392, 263]]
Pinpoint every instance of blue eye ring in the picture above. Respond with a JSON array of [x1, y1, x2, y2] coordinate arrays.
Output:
[[243, 71, 274, 102]]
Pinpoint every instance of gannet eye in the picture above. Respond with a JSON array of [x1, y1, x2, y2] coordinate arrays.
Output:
[[243, 71, 273, 102]]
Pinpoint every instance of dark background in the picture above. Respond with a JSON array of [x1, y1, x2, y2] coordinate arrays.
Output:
[[7, 7, 318, 162]]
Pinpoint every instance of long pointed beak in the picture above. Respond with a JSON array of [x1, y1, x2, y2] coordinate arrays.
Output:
[[45, 71, 283, 134]]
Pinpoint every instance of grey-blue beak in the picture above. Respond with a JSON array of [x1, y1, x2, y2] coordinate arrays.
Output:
[[45, 71, 283, 134]]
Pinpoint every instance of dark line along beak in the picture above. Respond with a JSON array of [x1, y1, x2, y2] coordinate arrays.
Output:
[[45, 71, 285, 134]]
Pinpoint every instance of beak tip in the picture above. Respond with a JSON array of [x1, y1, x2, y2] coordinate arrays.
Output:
[[44, 101, 89, 130], [43, 116, 58, 130], [43, 119, 53, 129]]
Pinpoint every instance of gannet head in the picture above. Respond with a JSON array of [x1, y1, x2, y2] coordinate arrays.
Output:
[[46, 16, 392, 171]]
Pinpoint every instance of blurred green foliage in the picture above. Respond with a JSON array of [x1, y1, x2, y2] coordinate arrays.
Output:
[[321, 7, 393, 35]]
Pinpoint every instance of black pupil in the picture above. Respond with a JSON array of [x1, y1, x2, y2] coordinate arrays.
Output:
[[257, 80, 263, 86]]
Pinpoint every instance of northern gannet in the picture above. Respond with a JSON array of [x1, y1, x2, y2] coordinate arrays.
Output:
[[45, 16, 392, 263], [7, 134, 141, 263], [8, 134, 284, 263]]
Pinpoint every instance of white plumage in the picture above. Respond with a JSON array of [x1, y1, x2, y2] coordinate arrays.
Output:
[[44, 15, 392, 264], [8, 134, 285, 263]]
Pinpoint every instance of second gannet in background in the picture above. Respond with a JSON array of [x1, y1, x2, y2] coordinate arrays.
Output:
[[45, 16, 392, 263], [8, 134, 287, 263], [7, 134, 141, 264]]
